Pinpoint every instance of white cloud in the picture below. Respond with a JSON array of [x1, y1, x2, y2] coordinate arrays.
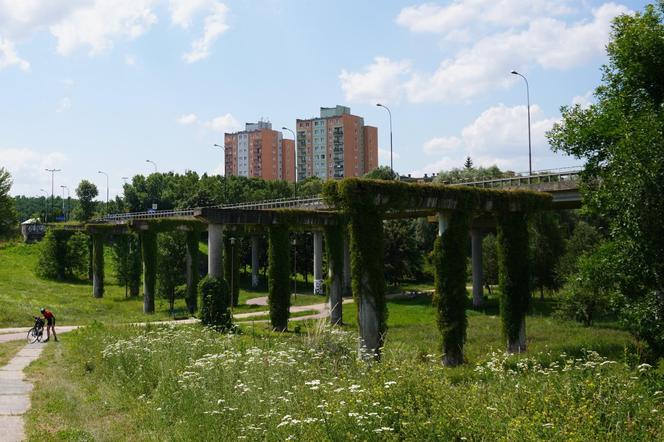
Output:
[[182, 2, 230, 63], [177, 113, 198, 125], [339, 57, 411, 104], [56, 97, 71, 113], [418, 103, 560, 174], [169, 0, 213, 28], [203, 113, 240, 133], [0, 37, 29, 71], [572, 90, 594, 109], [402, 3, 629, 103], [378, 148, 400, 162], [396, 0, 574, 39], [124, 54, 137, 65], [0, 148, 67, 195]]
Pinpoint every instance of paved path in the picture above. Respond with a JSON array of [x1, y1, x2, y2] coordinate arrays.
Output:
[[0, 326, 78, 344], [0, 343, 45, 442]]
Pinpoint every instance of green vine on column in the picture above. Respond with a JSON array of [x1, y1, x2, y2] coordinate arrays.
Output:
[[224, 237, 240, 308], [92, 232, 105, 298], [141, 230, 158, 314], [268, 224, 291, 331], [186, 229, 200, 313]]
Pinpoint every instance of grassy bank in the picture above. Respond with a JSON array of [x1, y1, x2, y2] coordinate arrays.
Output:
[[0, 340, 25, 366]]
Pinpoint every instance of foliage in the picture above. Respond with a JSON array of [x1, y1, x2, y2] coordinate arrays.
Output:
[[497, 211, 531, 352], [185, 230, 200, 313], [364, 166, 398, 180], [31, 324, 663, 441], [0, 167, 18, 239], [548, 3, 664, 356], [140, 231, 157, 313], [91, 233, 105, 297], [296, 176, 323, 197], [73, 180, 99, 221], [157, 231, 187, 314], [432, 211, 469, 366], [482, 234, 499, 291], [555, 221, 602, 283], [383, 219, 422, 285], [557, 242, 624, 326], [434, 165, 511, 184], [111, 233, 142, 297], [529, 212, 565, 298], [224, 237, 240, 307], [36, 230, 88, 280], [268, 225, 291, 331], [324, 224, 344, 324], [621, 290, 664, 358], [198, 275, 231, 330]]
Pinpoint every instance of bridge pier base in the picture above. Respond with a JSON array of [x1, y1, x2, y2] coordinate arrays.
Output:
[[313, 231, 324, 295], [471, 229, 484, 308], [208, 224, 224, 279], [251, 236, 260, 288]]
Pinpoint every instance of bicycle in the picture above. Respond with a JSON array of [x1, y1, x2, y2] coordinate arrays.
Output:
[[27, 317, 45, 344]]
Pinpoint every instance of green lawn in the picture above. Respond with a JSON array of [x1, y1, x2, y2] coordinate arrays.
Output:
[[0, 242, 324, 328], [0, 339, 25, 366]]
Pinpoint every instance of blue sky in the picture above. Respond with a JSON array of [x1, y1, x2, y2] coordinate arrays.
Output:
[[0, 0, 650, 198]]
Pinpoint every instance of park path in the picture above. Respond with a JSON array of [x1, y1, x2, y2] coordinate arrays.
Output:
[[0, 342, 45, 442]]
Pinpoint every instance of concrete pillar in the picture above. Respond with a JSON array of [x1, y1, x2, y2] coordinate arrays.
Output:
[[207, 223, 224, 278], [471, 229, 484, 308], [92, 234, 104, 298], [185, 230, 199, 314], [313, 231, 324, 295], [325, 226, 343, 325], [140, 230, 157, 314], [342, 232, 351, 296], [438, 212, 449, 236], [251, 235, 260, 288]]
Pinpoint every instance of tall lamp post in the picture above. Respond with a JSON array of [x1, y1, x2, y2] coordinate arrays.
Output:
[[146, 159, 157, 173], [98, 170, 109, 210], [376, 103, 394, 174], [511, 71, 532, 177], [281, 127, 297, 197], [45, 168, 61, 222], [39, 189, 48, 222]]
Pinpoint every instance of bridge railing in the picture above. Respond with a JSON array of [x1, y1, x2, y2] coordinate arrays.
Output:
[[455, 167, 583, 188]]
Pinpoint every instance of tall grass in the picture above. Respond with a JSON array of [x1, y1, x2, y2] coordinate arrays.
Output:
[[27, 322, 663, 441]]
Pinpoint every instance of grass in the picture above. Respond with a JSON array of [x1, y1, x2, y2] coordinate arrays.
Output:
[[25, 313, 663, 441], [0, 339, 25, 366], [0, 242, 325, 328]]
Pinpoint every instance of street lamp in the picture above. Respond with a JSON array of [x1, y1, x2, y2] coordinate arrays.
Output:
[[39, 189, 47, 222], [98, 170, 109, 209], [376, 103, 394, 175], [281, 127, 297, 197], [45, 168, 61, 222], [146, 159, 157, 173], [511, 70, 532, 177]]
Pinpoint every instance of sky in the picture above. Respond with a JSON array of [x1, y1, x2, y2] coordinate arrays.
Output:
[[0, 0, 651, 198]]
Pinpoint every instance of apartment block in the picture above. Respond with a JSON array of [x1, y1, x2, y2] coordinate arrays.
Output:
[[295, 105, 378, 180], [224, 121, 295, 181]]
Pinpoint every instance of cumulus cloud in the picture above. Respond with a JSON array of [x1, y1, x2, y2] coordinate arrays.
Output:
[[418, 103, 560, 174], [0, 36, 29, 71], [0, 148, 67, 195], [572, 90, 594, 109], [177, 113, 198, 125], [203, 113, 240, 133], [173, 0, 230, 63], [339, 57, 411, 104]]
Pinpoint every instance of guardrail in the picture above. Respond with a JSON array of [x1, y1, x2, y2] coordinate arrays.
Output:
[[455, 167, 583, 188]]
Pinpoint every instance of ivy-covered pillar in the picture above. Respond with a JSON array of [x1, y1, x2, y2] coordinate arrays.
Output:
[[185, 229, 200, 314], [140, 230, 157, 314], [208, 223, 224, 278], [325, 225, 343, 325], [92, 232, 105, 298], [471, 229, 484, 308], [497, 211, 530, 353], [313, 230, 324, 295], [349, 205, 386, 359], [268, 225, 291, 331], [224, 237, 240, 307], [342, 229, 352, 296], [433, 211, 469, 367], [251, 235, 260, 288]]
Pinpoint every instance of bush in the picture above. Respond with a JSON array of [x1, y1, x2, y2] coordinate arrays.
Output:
[[198, 276, 231, 330], [621, 290, 664, 359], [36, 230, 88, 280]]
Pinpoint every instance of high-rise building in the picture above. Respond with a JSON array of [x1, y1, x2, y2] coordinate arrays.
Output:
[[224, 121, 295, 181], [296, 105, 378, 180]]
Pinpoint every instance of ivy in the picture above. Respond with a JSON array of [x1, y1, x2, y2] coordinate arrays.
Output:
[[324, 224, 344, 325], [140, 230, 158, 314], [224, 237, 240, 308], [497, 211, 531, 353], [185, 229, 200, 313], [199, 275, 231, 330], [91, 232, 106, 298], [432, 211, 469, 366], [268, 225, 291, 331]]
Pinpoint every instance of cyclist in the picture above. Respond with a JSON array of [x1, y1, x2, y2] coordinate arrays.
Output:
[[40, 308, 58, 342]]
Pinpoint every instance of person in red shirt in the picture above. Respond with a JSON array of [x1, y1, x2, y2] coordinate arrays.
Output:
[[40, 308, 58, 342]]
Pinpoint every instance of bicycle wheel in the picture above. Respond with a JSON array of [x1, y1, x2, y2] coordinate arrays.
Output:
[[26, 327, 41, 344]]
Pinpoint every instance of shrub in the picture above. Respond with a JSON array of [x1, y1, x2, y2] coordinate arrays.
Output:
[[621, 290, 664, 359], [199, 275, 231, 330], [36, 230, 88, 280]]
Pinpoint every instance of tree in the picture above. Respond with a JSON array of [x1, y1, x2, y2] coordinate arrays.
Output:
[[112, 234, 142, 297], [74, 180, 99, 221], [556, 221, 602, 283], [0, 168, 18, 239], [364, 166, 398, 181], [548, 2, 664, 356], [157, 231, 187, 314], [482, 234, 499, 294], [529, 212, 565, 298], [434, 165, 510, 184], [383, 219, 422, 285], [464, 156, 473, 169]]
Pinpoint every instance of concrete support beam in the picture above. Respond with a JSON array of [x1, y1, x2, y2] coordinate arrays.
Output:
[[185, 230, 200, 314], [342, 231, 351, 296], [325, 226, 343, 325], [313, 231, 324, 295], [251, 236, 260, 288], [140, 230, 157, 314], [92, 234, 104, 298], [207, 223, 224, 279], [471, 229, 484, 308]]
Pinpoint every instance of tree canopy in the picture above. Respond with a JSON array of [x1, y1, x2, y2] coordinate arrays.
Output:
[[74, 180, 99, 221], [0, 168, 18, 239]]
